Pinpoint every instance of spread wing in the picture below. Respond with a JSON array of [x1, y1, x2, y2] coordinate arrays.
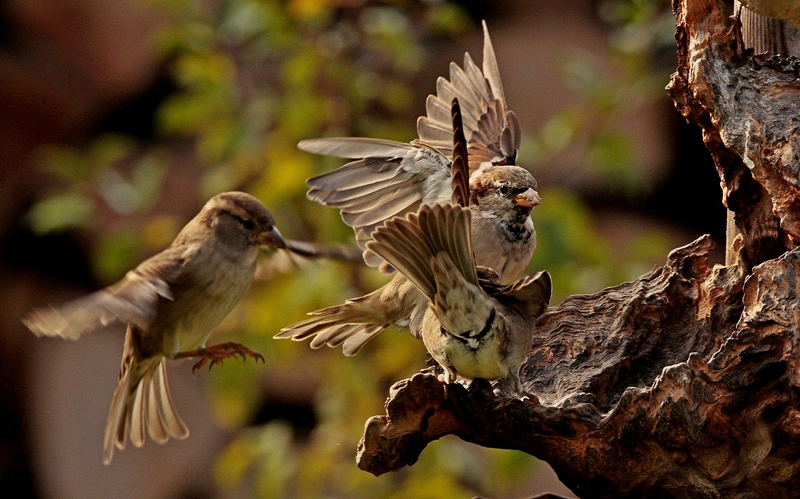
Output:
[[255, 240, 364, 281], [301, 21, 517, 268], [417, 21, 521, 171], [366, 203, 493, 338], [22, 245, 193, 340], [366, 204, 477, 301], [302, 138, 453, 269]]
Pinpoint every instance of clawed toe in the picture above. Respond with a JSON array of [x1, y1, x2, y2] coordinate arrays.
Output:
[[175, 341, 264, 373]]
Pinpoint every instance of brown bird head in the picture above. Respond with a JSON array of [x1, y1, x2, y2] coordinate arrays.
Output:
[[196, 191, 286, 250], [469, 166, 540, 225]]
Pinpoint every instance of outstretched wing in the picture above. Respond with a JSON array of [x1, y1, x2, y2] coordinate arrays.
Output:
[[301, 21, 518, 268], [22, 245, 192, 340], [254, 239, 364, 282], [302, 138, 453, 269], [417, 21, 521, 171], [367, 204, 477, 300], [367, 204, 493, 338]]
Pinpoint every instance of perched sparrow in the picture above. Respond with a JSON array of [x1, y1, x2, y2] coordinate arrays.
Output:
[[276, 23, 540, 355], [23, 191, 286, 464], [366, 202, 551, 393]]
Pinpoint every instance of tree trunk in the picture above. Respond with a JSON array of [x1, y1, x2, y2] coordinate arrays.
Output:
[[356, 0, 800, 496]]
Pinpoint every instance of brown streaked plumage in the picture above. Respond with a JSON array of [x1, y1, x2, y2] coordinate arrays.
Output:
[[279, 23, 541, 357], [366, 203, 551, 393], [279, 86, 539, 355], [23, 191, 286, 464], [299, 21, 529, 270]]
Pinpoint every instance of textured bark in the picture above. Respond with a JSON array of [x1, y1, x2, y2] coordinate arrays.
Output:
[[668, 0, 798, 266], [357, 0, 800, 496]]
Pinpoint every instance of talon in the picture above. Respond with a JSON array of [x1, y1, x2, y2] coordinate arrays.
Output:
[[175, 341, 264, 372], [192, 358, 208, 373]]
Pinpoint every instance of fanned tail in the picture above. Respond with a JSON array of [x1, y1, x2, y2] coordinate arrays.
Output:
[[275, 303, 390, 357], [103, 327, 189, 465], [276, 275, 427, 354]]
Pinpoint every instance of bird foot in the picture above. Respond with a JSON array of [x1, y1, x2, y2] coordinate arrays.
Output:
[[174, 341, 265, 373]]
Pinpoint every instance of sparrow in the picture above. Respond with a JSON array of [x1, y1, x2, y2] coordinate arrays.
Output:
[[365, 202, 551, 394], [22, 191, 287, 464], [275, 23, 540, 355], [299, 21, 535, 276]]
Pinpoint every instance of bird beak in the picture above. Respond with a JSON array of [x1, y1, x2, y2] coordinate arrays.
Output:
[[258, 227, 287, 249], [514, 188, 540, 208]]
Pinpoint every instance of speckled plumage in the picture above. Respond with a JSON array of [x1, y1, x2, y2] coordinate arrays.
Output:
[[277, 23, 542, 356], [366, 203, 551, 392]]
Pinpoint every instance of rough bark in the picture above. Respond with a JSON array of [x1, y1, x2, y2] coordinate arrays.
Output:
[[357, 0, 800, 496]]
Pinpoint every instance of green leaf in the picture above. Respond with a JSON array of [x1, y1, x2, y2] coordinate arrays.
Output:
[[27, 193, 95, 235]]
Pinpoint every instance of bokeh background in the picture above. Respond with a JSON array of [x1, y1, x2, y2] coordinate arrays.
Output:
[[0, 0, 726, 497]]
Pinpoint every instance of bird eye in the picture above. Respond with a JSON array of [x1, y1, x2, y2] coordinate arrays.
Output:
[[499, 185, 510, 196], [242, 219, 256, 230]]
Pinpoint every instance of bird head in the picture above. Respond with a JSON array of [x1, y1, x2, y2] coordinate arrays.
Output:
[[202, 192, 287, 251], [469, 166, 539, 225]]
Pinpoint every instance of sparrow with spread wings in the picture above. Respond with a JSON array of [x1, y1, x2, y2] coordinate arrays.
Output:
[[366, 103, 550, 393], [369, 203, 550, 393], [277, 22, 541, 355]]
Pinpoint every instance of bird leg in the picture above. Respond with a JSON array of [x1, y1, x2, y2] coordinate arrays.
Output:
[[174, 341, 265, 373]]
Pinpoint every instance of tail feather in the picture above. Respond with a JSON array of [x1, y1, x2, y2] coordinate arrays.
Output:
[[341, 324, 387, 356], [153, 362, 188, 439], [130, 376, 147, 448], [103, 328, 189, 465], [103, 342, 132, 465], [146, 368, 169, 444]]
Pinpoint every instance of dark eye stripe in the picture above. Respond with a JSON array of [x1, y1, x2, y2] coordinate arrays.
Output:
[[232, 214, 255, 230]]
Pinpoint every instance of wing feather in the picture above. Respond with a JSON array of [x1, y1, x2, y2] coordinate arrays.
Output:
[[299, 137, 416, 159], [23, 245, 190, 340]]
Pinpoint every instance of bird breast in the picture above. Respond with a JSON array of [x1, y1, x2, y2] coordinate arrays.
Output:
[[150, 247, 258, 356], [470, 212, 535, 284], [423, 311, 510, 381]]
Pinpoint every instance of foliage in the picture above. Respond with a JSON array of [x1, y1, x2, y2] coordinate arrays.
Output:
[[524, 0, 676, 194], [27, 0, 677, 496]]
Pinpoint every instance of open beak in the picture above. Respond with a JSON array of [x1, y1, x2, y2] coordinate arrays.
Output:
[[514, 188, 541, 208], [258, 227, 287, 249]]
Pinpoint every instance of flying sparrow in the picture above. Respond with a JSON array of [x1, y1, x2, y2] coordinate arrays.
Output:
[[276, 23, 540, 355], [22, 191, 286, 464], [366, 202, 551, 394]]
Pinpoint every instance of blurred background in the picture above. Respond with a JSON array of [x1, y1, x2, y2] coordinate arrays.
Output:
[[0, 0, 726, 497]]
